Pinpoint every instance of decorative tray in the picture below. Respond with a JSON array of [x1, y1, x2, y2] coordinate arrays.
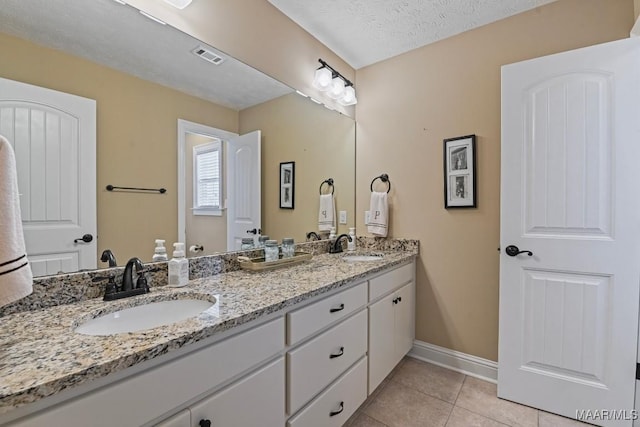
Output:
[[238, 251, 313, 272]]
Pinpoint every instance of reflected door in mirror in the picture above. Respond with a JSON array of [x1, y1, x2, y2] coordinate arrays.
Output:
[[0, 77, 96, 275]]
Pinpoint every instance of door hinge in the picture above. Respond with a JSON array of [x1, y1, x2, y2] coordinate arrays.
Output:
[[636, 363, 640, 380]]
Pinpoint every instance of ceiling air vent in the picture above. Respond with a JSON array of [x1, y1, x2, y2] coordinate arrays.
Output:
[[192, 46, 225, 65]]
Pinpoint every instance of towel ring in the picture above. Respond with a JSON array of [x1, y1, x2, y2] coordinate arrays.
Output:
[[319, 178, 334, 195], [370, 174, 391, 193]]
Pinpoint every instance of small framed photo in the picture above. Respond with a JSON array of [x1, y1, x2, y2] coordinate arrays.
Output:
[[443, 134, 476, 208], [279, 161, 295, 209]]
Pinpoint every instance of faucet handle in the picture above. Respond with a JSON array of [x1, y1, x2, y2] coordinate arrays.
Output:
[[93, 274, 118, 296]]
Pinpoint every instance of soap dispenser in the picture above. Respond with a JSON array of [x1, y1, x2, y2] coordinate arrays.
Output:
[[347, 228, 356, 251], [152, 239, 168, 262], [168, 243, 189, 287]]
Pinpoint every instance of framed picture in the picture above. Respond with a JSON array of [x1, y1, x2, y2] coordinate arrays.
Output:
[[443, 134, 476, 208], [279, 161, 295, 209]]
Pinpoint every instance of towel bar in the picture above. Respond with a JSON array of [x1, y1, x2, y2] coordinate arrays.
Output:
[[319, 178, 334, 195], [106, 185, 167, 194], [370, 174, 391, 193]]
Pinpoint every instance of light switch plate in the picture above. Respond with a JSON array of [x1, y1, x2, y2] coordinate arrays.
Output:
[[365, 211, 371, 225], [339, 210, 347, 224]]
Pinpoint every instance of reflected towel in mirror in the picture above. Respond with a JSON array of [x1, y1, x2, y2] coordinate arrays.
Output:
[[0, 135, 33, 307], [318, 194, 335, 231]]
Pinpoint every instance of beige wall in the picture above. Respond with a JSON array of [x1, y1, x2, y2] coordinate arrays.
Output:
[[240, 93, 356, 242], [126, 0, 356, 118], [185, 134, 228, 256], [355, 0, 634, 361], [636, 0, 640, 18], [0, 32, 238, 267]]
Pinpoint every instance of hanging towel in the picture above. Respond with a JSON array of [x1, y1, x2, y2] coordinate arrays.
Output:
[[318, 194, 335, 231], [0, 135, 33, 307], [367, 191, 389, 237]]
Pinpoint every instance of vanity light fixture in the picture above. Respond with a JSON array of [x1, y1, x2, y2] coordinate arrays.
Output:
[[163, 0, 193, 9], [313, 59, 357, 106]]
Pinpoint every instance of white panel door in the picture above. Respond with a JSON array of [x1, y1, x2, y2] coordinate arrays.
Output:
[[499, 37, 640, 426], [227, 130, 261, 250], [0, 77, 96, 275]]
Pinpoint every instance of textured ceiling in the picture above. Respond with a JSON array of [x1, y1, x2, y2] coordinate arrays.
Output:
[[268, 0, 557, 69], [0, 0, 292, 110]]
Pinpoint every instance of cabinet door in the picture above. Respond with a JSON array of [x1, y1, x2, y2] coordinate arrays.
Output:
[[368, 292, 396, 394], [190, 358, 285, 427], [394, 281, 415, 364]]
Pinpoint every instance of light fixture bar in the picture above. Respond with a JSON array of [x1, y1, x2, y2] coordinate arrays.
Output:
[[317, 59, 354, 88]]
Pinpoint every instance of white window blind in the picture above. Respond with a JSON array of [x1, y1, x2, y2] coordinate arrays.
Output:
[[193, 140, 222, 214]]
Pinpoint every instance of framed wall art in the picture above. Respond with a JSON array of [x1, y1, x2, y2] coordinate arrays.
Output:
[[279, 161, 295, 209], [443, 134, 476, 208]]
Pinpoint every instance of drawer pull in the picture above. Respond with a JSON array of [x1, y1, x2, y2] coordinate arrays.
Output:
[[329, 401, 344, 417], [393, 297, 398, 304], [199, 420, 212, 427], [329, 303, 345, 313], [329, 346, 345, 359]]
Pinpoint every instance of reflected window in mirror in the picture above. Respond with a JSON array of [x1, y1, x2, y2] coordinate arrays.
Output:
[[193, 138, 223, 216]]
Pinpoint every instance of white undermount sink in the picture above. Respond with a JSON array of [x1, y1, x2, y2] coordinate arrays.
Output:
[[75, 298, 215, 336], [342, 254, 384, 262]]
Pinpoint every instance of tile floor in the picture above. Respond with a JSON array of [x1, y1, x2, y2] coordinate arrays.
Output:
[[344, 357, 591, 427]]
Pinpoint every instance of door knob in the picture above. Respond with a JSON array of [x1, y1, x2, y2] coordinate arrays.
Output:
[[505, 245, 533, 257], [74, 234, 93, 243]]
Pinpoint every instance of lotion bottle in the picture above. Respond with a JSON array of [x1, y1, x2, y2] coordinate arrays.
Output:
[[168, 242, 189, 287], [152, 239, 168, 262], [347, 228, 356, 251]]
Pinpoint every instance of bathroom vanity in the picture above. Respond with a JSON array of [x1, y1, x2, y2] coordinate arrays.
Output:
[[0, 244, 417, 426]]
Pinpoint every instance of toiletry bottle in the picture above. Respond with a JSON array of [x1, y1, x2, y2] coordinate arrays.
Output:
[[348, 228, 356, 251], [152, 239, 168, 262], [168, 243, 189, 287], [329, 227, 336, 240]]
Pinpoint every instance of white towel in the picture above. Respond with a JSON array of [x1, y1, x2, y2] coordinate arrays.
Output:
[[0, 135, 33, 307], [318, 194, 335, 231], [367, 191, 389, 237]]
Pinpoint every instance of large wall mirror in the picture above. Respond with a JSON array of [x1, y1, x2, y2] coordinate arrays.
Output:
[[0, 0, 355, 277]]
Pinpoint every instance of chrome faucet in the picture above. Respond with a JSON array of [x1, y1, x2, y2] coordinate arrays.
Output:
[[100, 249, 117, 267], [122, 257, 145, 291], [329, 234, 352, 254]]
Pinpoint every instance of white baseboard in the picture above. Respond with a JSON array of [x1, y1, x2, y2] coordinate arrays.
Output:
[[408, 340, 498, 384]]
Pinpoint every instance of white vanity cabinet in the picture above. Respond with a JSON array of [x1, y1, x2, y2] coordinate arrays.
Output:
[[368, 263, 416, 393], [286, 281, 369, 424], [7, 317, 285, 427], [189, 357, 285, 427]]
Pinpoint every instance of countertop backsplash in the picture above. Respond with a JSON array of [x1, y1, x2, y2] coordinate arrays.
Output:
[[0, 237, 419, 317]]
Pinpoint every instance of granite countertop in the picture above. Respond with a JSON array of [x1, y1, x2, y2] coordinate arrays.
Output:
[[0, 250, 416, 415]]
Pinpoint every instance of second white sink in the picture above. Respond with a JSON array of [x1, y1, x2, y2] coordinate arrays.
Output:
[[75, 298, 215, 336]]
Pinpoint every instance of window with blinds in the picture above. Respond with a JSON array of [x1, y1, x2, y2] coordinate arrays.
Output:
[[193, 140, 222, 215]]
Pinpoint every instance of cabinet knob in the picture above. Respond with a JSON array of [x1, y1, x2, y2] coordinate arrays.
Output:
[[199, 420, 211, 427], [329, 346, 345, 359], [329, 401, 344, 417]]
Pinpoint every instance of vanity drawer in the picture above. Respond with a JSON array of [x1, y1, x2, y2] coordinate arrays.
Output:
[[287, 309, 367, 415], [287, 356, 367, 427], [287, 281, 367, 345], [369, 262, 413, 301]]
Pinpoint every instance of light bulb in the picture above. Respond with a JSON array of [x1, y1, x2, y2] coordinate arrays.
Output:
[[328, 77, 345, 99], [312, 67, 333, 91], [338, 85, 357, 106]]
